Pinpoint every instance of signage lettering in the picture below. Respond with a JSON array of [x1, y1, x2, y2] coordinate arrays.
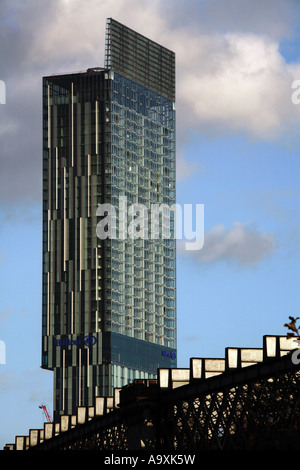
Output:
[[56, 335, 97, 347], [162, 350, 176, 360]]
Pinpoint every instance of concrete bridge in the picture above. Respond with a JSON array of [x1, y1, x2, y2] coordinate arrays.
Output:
[[4, 334, 300, 450]]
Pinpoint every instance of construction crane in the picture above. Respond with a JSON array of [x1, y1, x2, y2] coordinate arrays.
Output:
[[39, 404, 52, 423]]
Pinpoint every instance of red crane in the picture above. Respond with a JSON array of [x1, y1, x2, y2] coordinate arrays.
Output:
[[39, 404, 52, 423]]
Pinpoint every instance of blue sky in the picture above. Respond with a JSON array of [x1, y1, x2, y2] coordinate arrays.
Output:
[[0, 0, 300, 449]]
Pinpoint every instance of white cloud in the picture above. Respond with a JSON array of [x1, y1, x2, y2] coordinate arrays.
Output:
[[174, 31, 300, 140], [1, 0, 300, 203], [179, 222, 275, 266], [13, 0, 166, 70]]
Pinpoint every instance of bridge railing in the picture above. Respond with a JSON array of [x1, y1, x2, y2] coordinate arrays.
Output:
[[4, 335, 300, 450]]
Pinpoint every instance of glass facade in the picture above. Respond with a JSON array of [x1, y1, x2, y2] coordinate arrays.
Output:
[[42, 19, 176, 419], [108, 72, 176, 346]]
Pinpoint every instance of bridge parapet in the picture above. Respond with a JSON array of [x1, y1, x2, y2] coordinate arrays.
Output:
[[4, 335, 300, 450]]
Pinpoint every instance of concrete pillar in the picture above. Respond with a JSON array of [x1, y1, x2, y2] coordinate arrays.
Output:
[[263, 335, 278, 359], [95, 397, 105, 416], [60, 415, 70, 432], [190, 358, 202, 381], [29, 429, 39, 447], [15, 436, 25, 450], [77, 407, 87, 424], [44, 422, 54, 440], [106, 397, 114, 413], [158, 369, 169, 388], [226, 348, 239, 369]]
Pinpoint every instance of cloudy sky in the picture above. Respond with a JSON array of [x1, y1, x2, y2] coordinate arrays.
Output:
[[0, 0, 300, 448]]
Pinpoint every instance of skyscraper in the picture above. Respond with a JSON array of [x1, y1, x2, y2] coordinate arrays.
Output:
[[42, 18, 176, 419]]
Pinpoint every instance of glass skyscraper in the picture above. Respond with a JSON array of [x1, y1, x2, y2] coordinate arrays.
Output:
[[42, 18, 176, 419]]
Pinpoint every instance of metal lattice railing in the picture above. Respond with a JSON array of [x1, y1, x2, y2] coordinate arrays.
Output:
[[61, 422, 128, 451], [158, 368, 300, 450]]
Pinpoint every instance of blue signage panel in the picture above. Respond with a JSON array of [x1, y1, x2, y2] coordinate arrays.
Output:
[[161, 350, 176, 360], [56, 335, 97, 347]]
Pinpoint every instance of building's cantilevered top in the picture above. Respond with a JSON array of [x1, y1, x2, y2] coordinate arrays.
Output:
[[105, 18, 175, 102]]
